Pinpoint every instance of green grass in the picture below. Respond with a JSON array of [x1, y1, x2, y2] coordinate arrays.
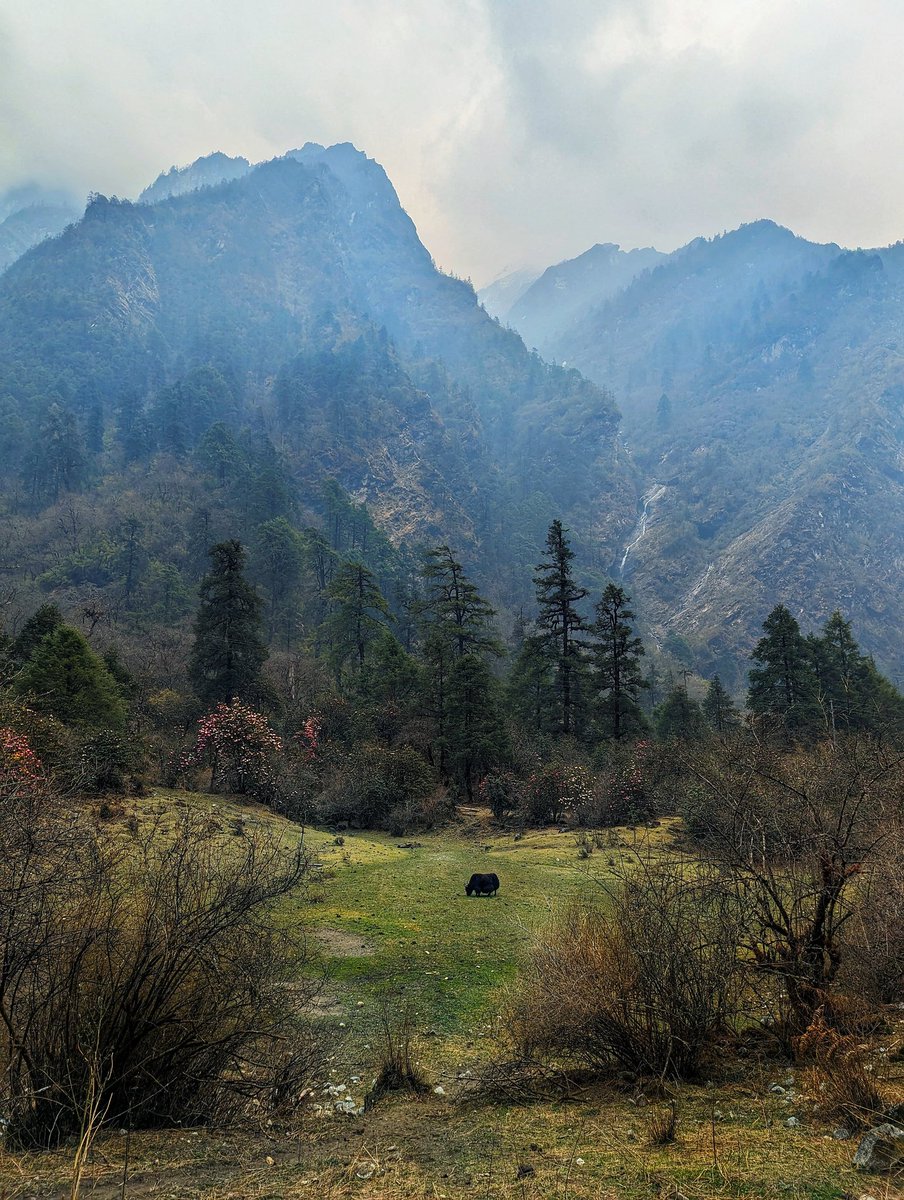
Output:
[[33, 791, 883, 1200]]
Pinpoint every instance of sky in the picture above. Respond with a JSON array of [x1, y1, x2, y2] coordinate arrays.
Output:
[[1, 0, 903, 284]]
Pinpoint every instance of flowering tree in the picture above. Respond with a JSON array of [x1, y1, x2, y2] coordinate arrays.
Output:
[[296, 714, 322, 763], [522, 763, 595, 826], [183, 700, 282, 795], [0, 728, 42, 788]]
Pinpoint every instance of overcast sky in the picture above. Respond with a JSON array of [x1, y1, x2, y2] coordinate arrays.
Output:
[[1, 0, 903, 283]]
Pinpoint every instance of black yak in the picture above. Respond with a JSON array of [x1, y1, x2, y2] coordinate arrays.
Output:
[[465, 872, 499, 897]]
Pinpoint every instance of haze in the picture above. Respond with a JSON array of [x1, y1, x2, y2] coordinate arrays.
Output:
[[1, 0, 901, 283]]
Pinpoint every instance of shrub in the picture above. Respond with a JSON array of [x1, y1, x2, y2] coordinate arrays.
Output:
[[795, 1011, 885, 1129], [0, 794, 320, 1148], [479, 769, 519, 822], [518, 763, 594, 826], [841, 832, 904, 1004], [504, 860, 743, 1079], [316, 743, 436, 829]]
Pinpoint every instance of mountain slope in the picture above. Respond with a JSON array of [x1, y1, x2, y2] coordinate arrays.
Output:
[[0, 146, 636, 629], [528, 221, 904, 680], [0, 185, 81, 274]]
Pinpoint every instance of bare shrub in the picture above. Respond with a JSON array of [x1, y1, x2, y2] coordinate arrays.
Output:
[[316, 742, 435, 830], [0, 789, 320, 1148], [648, 1100, 680, 1146], [364, 1000, 430, 1111], [680, 732, 900, 1040], [504, 858, 743, 1080], [795, 1010, 885, 1129], [841, 826, 904, 1004]]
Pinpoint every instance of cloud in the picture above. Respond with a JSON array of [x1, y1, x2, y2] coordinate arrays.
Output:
[[1, 1, 903, 280]]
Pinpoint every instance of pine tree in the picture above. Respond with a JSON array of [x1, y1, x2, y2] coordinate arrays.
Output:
[[12, 603, 63, 663], [656, 685, 706, 741], [324, 560, 392, 673], [702, 675, 740, 732], [17, 625, 125, 728], [417, 547, 501, 778], [507, 632, 556, 734], [747, 604, 818, 730], [592, 583, 648, 740], [446, 653, 509, 801], [533, 520, 590, 737], [189, 540, 268, 706], [420, 545, 500, 659]]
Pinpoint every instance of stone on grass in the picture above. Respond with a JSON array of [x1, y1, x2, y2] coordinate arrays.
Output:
[[853, 1123, 904, 1172]]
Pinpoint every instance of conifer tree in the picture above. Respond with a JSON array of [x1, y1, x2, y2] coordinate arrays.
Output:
[[747, 604, 818, 730], [420, 545, 500, 659], [17, 625, 126, 728], [656, 685, 706, 741], [533, 520, 589, 737], [417, 546, 502, 782], [446, 653, 510, 801], [324, 560, 392, 673], [189, 540, 268, 706], [507, 633, 556, 734], [592, 583, 647, 740], [702, 674, 740, 733], [11, 603, 63, 664]]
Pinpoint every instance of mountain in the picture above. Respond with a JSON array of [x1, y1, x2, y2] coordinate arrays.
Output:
[[526, 220, 904, 682], [0, 185, 81, 275], [502, 242, 666, 354], [138, 152, 252, 204], [0, 144, 635, 636], [477, 267, 542, 321]]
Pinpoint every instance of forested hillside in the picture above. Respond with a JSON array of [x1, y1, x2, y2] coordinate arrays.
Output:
[[501, 220, 904, 683], [0, 144, 636, 656]]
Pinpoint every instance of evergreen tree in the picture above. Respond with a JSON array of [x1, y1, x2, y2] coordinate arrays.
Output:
[[533, 520, 590, 737], [420, 545, 500, 659], [592, 583, 647, 740], [254, 517, 305, 645], [747, 604, 818, 730], [324, 560, 392, 673], [702, 674, 740, 732], [446, 653, 509, 801], [811, 611, 904, 732], [656, 685, 706, 741], [11, 603, 63, 663], [17, 625, 126, 728], [417, 547, 501, 778], [507, 632, 556, 735], [188, 540, 268, 706]]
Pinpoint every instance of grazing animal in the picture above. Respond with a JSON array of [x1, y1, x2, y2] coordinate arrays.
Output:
[[465, 872, 499, 897]]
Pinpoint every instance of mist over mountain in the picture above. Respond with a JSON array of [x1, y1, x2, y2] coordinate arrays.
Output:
[[138, 152, 253, 205], [509, 220, 904, 682], [0, 144, 634, 635], [0, 184, 82, 275], [481, 242, 666, 353]]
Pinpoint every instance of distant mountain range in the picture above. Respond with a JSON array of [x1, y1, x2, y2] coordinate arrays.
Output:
[[5, 147, 904, 680], [0, 184, 82, 274], [485, 221, 904, 682]]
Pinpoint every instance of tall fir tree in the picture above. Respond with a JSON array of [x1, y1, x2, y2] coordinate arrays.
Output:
[[656, 685, 706, 741], [507, 632, 556, 735], [702, 675, 740, 733], [417, 546, 503, 784], [747, 604, 818, 730], [592, 583, 647, 740], [324, 560, 392, 674], [533, 520, 590, 737], [189, 540, 268, 706], [446, 653, 510, 801]]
